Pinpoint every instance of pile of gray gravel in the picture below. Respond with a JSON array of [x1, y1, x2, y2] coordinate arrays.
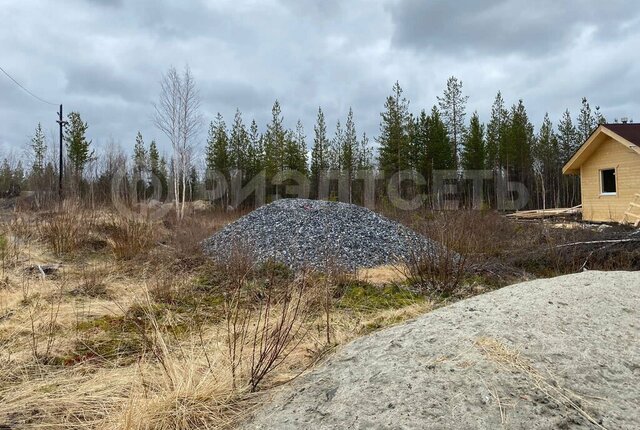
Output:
[[202, 198, 439, 270]]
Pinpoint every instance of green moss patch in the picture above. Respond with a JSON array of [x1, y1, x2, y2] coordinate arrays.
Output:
[[338, 282, 424, 312]]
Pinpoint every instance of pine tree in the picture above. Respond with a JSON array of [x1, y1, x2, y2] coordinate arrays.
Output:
[[341, 108, 358, 202], [263, 100, 287, 184], [428, 106, 454, 171], [330, 120, 344, 171], [0, 159, 12, 197], [533, 113, 560, 208], [412, 110, 430, 182], [206, 114, 230, 179], [377, 82, 411, 183], [246, 119, 263, 180], [229, 109, 249, 176], [557, 109, 580, 207], [594, 105, 606, 126], [205, 115, 230, 204], [64, 112, 93, 177], [461, 111, 485, 170], [577, 97, 597, 144], [133, 131, 147, 176], [149, 140, 160, 174], [148, 139, 168, 200], [437, 76, 468, 167], [310, 107, 330, 198], [558, 109, 578, 163], [505, 100, 535, 194], [132, 131, 147, 200], [31, 123, 47, 175], [287, 119, 308, 174], [357, 132, 373, 170], [485, 91, 509, 170]]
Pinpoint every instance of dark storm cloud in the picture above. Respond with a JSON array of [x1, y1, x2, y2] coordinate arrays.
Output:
[[390, 0, 639, 56]]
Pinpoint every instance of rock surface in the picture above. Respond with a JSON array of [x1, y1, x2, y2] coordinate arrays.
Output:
[[202, 198, 439, 270], [244, 271, 640, 429]]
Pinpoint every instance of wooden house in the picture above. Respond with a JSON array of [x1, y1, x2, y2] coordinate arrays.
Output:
[[563, 123, 640, 224]]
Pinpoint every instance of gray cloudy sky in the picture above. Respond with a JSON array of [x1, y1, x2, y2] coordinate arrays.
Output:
[[1, 0, 639, 162]]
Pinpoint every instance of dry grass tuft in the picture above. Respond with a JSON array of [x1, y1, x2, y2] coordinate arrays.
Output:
[[36, 201, 96, 256], [475, 336, 607, 430], [104, 217, 157, 260]]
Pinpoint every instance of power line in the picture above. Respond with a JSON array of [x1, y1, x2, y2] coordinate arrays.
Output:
[[0, 64, 57, 106]]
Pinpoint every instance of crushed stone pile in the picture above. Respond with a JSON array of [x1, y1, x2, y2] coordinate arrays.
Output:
[[244, 271, 640, 429], [202, 198, 440, 270]]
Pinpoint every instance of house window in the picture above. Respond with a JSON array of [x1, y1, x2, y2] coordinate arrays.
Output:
[[601, 169, 617, 194]]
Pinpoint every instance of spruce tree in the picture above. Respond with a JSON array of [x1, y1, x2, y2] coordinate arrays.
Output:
[[263, 100, 286, 184], [206, 114, 230, 179], [412, 110, 431, 182], [246, 119, 263, 180], [377, 82, 411, 182], [461, 111, 485, 170], [132, 131, 147, 199], [577, 97, 597, 144], [330, 120, 344, 171], [534, 113, 560, 208], [505, 100, 535, 194], [31, 123, 47, 175], [310, 107, 330, 198], [287, 119, 308, 174], [558, 109, 578, 162], [428, 106, 454, 171], [229, 109, 249, 176], [485, 91, 508, 171], [149, 140, 160, 174], [148, 140, 168, 200], [341, 108, 358, 202], [205, 114, 230, 204], [357, 132, 373, 170], [64, 112, 93, 178], [133, 132, 146, 175], [437, 76, 468, 167], [557, 109, 580, 207]]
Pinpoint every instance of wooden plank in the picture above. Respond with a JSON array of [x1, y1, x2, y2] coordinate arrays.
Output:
[[623, 211, 640, 219]]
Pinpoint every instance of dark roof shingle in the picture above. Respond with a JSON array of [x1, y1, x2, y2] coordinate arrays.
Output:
[[603, 123, 640, 146]]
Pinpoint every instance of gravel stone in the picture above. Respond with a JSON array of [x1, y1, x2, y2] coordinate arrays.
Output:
[[202, 198, 440, 270]]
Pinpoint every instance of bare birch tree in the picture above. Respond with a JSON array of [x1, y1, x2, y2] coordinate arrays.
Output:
[[153, 65, 201, 220]]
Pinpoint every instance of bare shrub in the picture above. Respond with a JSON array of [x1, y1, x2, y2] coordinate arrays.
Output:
[[26, 283, 64, 363], [217, 249, 313, 392], [36, 201, 94, 256], [403, 211, 475, 296], [104, 216, 157, 260], [247, 275, 311, 392]]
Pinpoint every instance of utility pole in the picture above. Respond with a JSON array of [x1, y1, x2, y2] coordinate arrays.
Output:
[[56, 104, 68, 200]]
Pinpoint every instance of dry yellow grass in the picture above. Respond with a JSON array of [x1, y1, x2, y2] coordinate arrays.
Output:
[[0, 206, 436, 429], [355, 264, 408, 285]]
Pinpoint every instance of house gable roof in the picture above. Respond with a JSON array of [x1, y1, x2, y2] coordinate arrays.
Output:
[[562, 123, 640, 175]]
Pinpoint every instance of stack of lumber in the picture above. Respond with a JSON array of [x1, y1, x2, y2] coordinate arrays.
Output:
[[506, 205, 582, 220]]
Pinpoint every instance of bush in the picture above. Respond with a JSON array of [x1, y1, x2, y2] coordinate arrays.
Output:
[[36, 201, 93, 256], [105, 217, 156, 260]]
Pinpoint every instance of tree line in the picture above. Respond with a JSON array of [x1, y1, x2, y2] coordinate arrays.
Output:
[[2, 70, 610, 212]]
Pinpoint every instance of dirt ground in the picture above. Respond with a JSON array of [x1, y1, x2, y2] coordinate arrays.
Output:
[[244, 271, 640, 430]]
